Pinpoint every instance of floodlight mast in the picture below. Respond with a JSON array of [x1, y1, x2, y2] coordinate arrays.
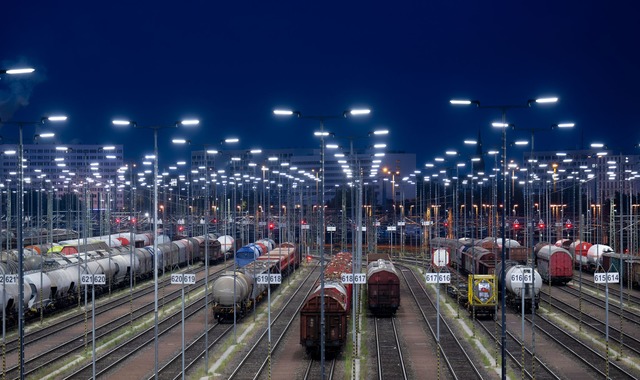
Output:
[[451, 96, 557, 379], [112, 118, 198, 379], [273, 107, 370, 380], [0, 111, 66, 380]]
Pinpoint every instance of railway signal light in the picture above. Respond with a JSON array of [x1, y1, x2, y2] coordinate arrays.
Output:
[[115, 218, 121, 224], [565, 219, 573, 229], [269, 222, 275, 230], [512, 220, 521, 230], [178, 225, 184, 232], [538, 219, 546, 229]]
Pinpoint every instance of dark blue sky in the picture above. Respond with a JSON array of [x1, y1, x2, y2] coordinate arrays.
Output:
[[2, 1, 639, 167]]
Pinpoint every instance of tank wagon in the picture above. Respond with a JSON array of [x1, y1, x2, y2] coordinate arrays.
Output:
[[0, 234, 207, 321], [366, 258, 400, 316], [496, 260, 542, 311], [211, 243, 298, 322], [300, 251, 353, 356], [235, 239, 276, 268], [535, 244, 573, 284]]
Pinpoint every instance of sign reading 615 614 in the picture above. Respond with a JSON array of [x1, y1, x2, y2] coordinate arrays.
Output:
[[594, 272, 619, 284]]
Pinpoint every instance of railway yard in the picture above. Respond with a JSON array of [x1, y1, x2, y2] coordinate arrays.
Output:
[[1, 236, 639, 380]]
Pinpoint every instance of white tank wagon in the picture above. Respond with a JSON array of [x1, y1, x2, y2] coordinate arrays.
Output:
[[218, 235, 235, 256], [587, 244, 614, 270], [496, 260, 542, 311]]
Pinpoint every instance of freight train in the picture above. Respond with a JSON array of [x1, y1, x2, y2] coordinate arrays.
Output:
[[431, 237, 543, 313], [601, 252, 640, 289], [0, 233, 228, 322], [569, 240, 614, 271], [366, 256, 400, 316], [300, 251, 353, 356], [211, 242, 298, 322]]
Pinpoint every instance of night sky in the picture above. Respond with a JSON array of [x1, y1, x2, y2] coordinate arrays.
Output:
[[2, 1, 639, 168]]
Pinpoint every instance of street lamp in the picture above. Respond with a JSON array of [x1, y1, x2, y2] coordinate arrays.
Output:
[[0, 67, 35, 75], [273, 107, 370, 378], [0, 113, 66, 379], [113, 118, 198, 379], [451, 96, 557, 379]]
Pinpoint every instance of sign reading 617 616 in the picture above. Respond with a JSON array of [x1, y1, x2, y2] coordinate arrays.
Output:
[[425, 272, 451, 284]]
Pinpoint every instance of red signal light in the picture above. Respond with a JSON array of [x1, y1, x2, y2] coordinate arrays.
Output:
[[131, 218, 137, 223], [538, 220, 545, 229], [269, 223, 275, 230], [115, 218, 121, 224], [178, 225, 184, 232], [513, 222, 520, 229]]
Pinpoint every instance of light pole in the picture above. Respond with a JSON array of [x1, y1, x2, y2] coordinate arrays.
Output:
[[451, 96, 557, 379], [113, 118, 198, 379], [274, 107, 370, 378], [0, 112, 66, 379], [173, 139, 224, 370]]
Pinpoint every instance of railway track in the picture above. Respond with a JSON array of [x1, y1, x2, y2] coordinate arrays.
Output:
[[227, 264, 320, 380], [477, 318, 560, 380], [4, 262, 231, 379], [572, 271, 640, 304], [303, 358, 336, 380], [566, 277, 640, 313], [539, 290, 640, 358], [530, 312, 638, 379], [374, 316, 408, 380], [550, 285, 640, 326], [150, 319, 233, 380], [61, 292, 213, 379], [399, 265, 484, 380]]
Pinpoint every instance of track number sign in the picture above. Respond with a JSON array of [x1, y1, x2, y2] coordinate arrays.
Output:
[[81, 274, 106, 285], [171, 274, 196, 285], [511, 268, 533, 284], [0, 274, 18, 284], [594, 272, 619, 284], [256, 273, 281, 284], [341, 273, 366, 284], [425, 273, 451, 284]]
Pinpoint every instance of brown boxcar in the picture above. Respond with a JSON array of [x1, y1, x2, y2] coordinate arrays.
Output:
[[300, 251, 352, 355], [367, 259, 400, 315]]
